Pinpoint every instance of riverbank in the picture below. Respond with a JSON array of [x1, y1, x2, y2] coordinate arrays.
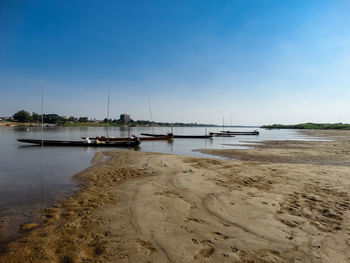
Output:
[[1, 130, 350, 262]]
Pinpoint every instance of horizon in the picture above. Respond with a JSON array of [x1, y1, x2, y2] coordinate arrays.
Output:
[[1, 1, 350, 126]]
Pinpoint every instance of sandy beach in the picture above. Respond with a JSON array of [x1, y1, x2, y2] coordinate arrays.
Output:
[[1, 130, 350, 262]]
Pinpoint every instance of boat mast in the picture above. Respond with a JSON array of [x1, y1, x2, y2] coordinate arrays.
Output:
[[40, 79, 44, 205], [148, 95, 154, 135], [127, 116, 130, 139], [41, 80, 44, 146], [107, 90, 110, 142]]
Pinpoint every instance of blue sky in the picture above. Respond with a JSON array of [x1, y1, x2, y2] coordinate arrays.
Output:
[[1, 0, 350, 125]]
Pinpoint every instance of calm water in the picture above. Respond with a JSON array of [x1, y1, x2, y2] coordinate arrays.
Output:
[[0, 126, 313, 243]]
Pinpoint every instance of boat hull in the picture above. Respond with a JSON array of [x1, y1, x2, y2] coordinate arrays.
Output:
[[141, 133, 212, 139], [85, 136, 172, 141], [218, 131, 259, 135], [140, 133, 173, 138], [17, 139, 141, 147], [173, 135, 213, 138], [212, 134, 235, 137]]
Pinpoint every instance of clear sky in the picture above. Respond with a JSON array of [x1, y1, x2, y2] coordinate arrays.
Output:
[[1, 0, 349, 125]]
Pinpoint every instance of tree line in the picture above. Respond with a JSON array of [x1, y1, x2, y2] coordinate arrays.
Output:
[[12, 110, 89, 124], [261, 123, 350, 130], [11, 110, 219, 127]]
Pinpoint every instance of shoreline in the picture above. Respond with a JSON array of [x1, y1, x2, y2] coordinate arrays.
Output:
[[1, 130, 350, 262]]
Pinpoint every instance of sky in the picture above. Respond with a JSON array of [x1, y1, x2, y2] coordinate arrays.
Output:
[[1, 0, 350, 125]]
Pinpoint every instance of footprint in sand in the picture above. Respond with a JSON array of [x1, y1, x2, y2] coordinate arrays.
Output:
[[192, 238, 199, 244], [137, 240, 157, 256], [194, 242, 215, 259], [213, 231, 229, 240]]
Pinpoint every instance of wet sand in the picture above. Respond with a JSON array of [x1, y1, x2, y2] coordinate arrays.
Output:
[[1, 130, 350, 262]]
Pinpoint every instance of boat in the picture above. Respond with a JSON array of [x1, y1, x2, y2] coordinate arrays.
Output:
[[210, 133, 235, 137], [218, 130, 259, 135], [17, 138, 141, 147], [173, 134, 213, 138], [141, 133, 174, 137], [83, 136, 172, 141], [141, 133, 212, 139]]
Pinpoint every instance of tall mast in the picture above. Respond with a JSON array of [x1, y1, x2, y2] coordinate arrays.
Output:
[[41, 80, 44, 146], [106, 90, 110, 141], [40, 79, 44, 204], [148, 95, 154, 135]]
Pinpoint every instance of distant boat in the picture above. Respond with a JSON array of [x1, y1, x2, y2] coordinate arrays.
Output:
[[141, 133, 173, 137], [141, 133, 213, 139], [217, 130, 259, 135], [17, 138, 141, 147], [83, 136, 172, 141], [211, 133, 235, 137]]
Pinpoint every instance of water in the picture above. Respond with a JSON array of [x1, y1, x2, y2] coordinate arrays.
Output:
[[0, 126, 314, 243]]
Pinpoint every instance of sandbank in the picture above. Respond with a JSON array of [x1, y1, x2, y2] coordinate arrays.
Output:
[[0, 130, 349, 262]]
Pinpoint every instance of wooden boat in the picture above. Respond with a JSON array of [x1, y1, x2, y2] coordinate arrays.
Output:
[[218, 130, 259, 135], [17, 138, 141, 147], [141, 133, 212, 139], [83, 136, 172, 141], [173, 134, 213, 138], [210, 133, 235, 137], [141, 133, 173, 138]]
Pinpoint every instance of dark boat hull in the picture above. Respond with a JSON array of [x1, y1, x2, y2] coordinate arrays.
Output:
[[84, 136, 172, 141], [212, 134, 235, 137], [173, 135, 213, 138], [140, 133, 173, 138], [141, 133, 212, 139], [17, 139, 141, 147], [218, 131, 259, 135]]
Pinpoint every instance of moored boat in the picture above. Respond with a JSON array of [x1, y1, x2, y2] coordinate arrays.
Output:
[[17, 138, 141, 147], [83, 136, 172, 141], [141, 133, 212, 139], [140, 133, 174, 138], [217, 130, 259, 135], [210, 133, 235, 137], [173, 134, 213, 138]]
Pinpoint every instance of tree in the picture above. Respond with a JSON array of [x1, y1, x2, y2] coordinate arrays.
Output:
[[32, 112, 41, 123], [13, 110, 32, 122], [78, 117, 88, 122], [68, 116, 76, 122], [43, 114, 65, 124], [103, 118, 112, 123]]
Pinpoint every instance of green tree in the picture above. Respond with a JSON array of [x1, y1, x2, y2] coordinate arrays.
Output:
[[32, 112, 41, 122], [78, 117, 88, 122], [68, 116, 76, 122], [13, 110, 32, 122]]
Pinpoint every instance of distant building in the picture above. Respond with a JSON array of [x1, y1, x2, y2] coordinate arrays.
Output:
[[120, 114, 130, 124]]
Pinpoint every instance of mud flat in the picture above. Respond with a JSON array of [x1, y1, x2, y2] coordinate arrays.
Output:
[[1, 130, 350, 262]]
